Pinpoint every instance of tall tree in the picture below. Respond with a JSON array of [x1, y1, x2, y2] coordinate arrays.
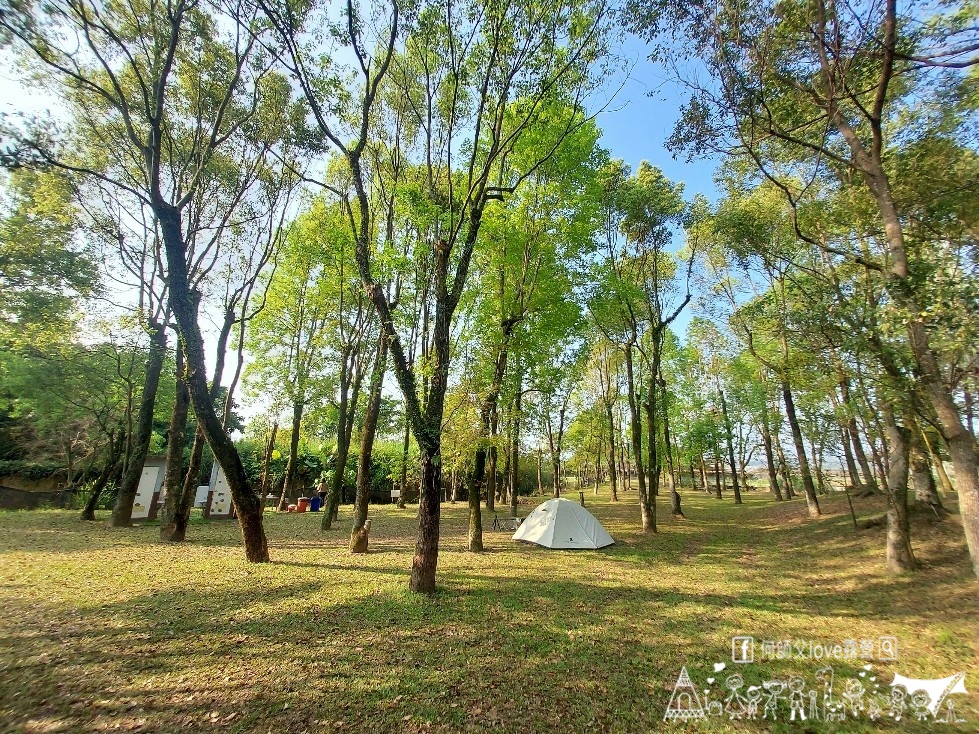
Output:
[[2, 0, 302, 560], [631, 0, 979, 578]]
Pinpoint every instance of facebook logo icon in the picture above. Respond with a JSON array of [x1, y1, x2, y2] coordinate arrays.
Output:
[[732, 636, 754, 663]]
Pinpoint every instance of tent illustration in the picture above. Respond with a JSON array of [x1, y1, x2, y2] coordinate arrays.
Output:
[[891, 672, 967, 716], [511, 497, 615, 549], [663, 667, 705, 722]]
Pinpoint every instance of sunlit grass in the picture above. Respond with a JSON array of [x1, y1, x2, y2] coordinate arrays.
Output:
[[0, 485, 976, 733]]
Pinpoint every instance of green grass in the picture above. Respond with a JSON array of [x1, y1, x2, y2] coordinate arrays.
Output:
[[0, 487, 976, 733]]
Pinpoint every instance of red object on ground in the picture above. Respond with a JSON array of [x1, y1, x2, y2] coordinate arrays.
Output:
[[297, 497, 309, 513]]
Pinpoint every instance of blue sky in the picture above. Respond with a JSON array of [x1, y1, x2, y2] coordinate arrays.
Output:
[[595, 38, 722, 206], [593, 37, 725, 338]]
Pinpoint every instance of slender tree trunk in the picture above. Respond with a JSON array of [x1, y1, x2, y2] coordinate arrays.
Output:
[[81, 434, 123, 521], [915, 359, 979, 579], [487, 433, 497, 512], [398, 419, 410, 508], [782, 379, 820, 517], [165, 306, 238, 541], [606, 405, 618, 501], [536, 447, 544, 494], [810, 441, 827, 495], [469, 406, 489, 552], [661, 385, 681, 516], [625, 347, 652, 531], [279, 400, 304, 510], [776, 441, 794, 498], [920, 428, 955, 497], [160, 341, 191, 541], [324, 359, 363, 529], [760, 408, 783, 501], [351, 333, 387, 553], [907, 416, 943, 513], [850, 420, 879, 494], [594, 434, 602, 495], [713, 455, 722, 499], [110, 319, 167, 527], [840, 426, 863, 494], [839, 377, 878, 494], [509, 385, 521, 517], [884, 410, 915, 573], [261, 422, 278, 497], [643, 394, 658, 531], [868, 432, 889, 493], [158, 204, 268, 562], [718, 387, 742, 505]]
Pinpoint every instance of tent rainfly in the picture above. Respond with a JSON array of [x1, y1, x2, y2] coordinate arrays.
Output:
[[511, 497, 615, 549]]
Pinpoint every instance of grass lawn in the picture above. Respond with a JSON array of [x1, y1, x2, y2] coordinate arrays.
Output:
[[0, 486, 976, 733]]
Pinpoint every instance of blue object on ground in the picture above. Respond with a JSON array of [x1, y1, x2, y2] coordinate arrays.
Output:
[[309, 495, 323, 512]]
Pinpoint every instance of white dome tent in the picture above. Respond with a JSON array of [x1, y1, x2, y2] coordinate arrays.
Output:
[[512, 497, 615, 549]]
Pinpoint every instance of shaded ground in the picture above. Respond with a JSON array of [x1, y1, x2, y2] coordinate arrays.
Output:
[[0, 485, 976, 733]]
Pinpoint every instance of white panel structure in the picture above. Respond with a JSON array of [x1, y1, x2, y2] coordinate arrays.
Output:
[[132, 465, 161, 520], [206, 463, 234, 518]]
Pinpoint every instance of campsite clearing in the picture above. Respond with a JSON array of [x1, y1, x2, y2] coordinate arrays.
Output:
[[0, 488, 976, 733]]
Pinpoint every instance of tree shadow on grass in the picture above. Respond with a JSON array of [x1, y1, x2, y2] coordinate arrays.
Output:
[[3, 569, 974, 734]]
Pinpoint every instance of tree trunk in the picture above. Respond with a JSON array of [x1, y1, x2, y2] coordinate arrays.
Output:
[[643, 393, 658, 531], [159, 341, 191, 541], [850, 420, 879, 494], [907, 416, 943, 513], [912, 341, 979, 579], [868, 431, 889, 493], [920, 428, 955, 498], [718, 387, 742, 505], [469, 407, 488, 552], [164, 305, 238, 541], [110, 318, 167, 526], [81, 434, 123, 521], [351, 333, 387, 553], [323, 354, 363, 530], [884, 411, 915, 573], [398, 418, 410, 508], [833, 78, 979, 579], [713, 455, 722, 499], [839, 377, 878, 494], [509, 385, 521, 517], [782, 379, 820, 516], [261, 422, 278, 496], [776, 440, 794, 498], [759, 408, 783, 501], [810, 441, 827, 495], [280, 400, 304, 510], [625, 347, 652, 531], [536, 447, 544, 494], [840, 426, 864, 494], [158, 204, 268, 562], [487, 439, 497, 511], [605, 405, 618, 501], [410, 440, 442, 593], [661, 384, 681, 516]]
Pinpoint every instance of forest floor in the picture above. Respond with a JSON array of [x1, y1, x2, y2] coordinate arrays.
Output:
[[0, 485, 977, 734]]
